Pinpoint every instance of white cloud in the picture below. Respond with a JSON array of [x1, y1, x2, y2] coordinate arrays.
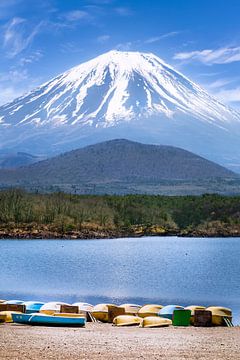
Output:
[[60, 42, 83, 54], [0, 68, 29, 83], [207, 79, 233, 90], [115, 42, 134, 51], [63, 10, 90, 22], [3, 17, 43, 58], [0, 62, 42, 106], [174, 46, 240, 65], [197, 72, 222, 78], [97, 34, 110, 43], [19, 50, 43, 66], [114, 7, 132, 16], [86, 0, 113, 3], [0, 73, 41, 105], [145, 31, 180, 44], [0, 85, 24, 105], [215, 87, 240, 104]]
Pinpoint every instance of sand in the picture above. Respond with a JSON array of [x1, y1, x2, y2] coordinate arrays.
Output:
[[0, 323, 240, 360]]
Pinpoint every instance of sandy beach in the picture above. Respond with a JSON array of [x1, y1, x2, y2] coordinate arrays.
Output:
[[0, 323, 240, 360]]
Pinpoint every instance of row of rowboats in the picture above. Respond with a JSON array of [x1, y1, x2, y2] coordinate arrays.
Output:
[[0, 299, 233, 328]]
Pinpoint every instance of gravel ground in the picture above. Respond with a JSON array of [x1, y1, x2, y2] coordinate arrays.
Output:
[[0, 323, 240, 360]]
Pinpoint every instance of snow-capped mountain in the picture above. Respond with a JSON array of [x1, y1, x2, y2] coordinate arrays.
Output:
[[0, 50, 240, 171]]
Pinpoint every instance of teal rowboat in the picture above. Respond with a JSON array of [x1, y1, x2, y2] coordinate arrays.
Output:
[[12, 313, 86, 327], [23, 301, 45, 313]]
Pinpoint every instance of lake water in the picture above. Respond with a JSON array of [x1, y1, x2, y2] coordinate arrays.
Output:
[[1, 237, 240, 324]]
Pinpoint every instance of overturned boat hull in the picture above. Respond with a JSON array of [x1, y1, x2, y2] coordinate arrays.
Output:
[[206, 307, 232, 326], [39, 302, 70, 315], [120, 304, 141, 315], [91, 303, 115, 322], [142, 316, 172, 328], [138, 304, 163, 318], [0, 311, 22, 323], [23, 301, 45, 314], [0, 314, 6, 323], [113, 315, 142, 326], [12, 313, 86, 327]]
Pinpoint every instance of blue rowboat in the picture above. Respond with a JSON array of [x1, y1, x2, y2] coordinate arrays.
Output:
[[12, 313, 33, 324], [23, 301, 45, 314], [158, 305, 184, 320], [12, 313, 86, 327]]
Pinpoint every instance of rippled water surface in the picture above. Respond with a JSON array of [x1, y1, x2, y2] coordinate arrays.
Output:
[[1, 237, 239, 323]]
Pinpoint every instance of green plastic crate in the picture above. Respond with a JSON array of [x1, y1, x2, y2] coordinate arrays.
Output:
[[173, 309, 191, 326]]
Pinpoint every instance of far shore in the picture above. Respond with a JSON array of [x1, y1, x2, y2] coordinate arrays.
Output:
[[1, 228, 240, 239], [1, 323, 240, 360], [0, 234, 240, 240]]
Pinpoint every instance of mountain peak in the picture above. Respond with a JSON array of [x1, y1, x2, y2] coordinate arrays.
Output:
[[84, 49, 158, 60], [0, 50, 240, 170], [94, 49, 161, 62], [1, 50, 239, 129]]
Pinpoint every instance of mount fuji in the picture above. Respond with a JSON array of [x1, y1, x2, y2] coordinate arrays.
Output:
[[0, 50, 240, 171]]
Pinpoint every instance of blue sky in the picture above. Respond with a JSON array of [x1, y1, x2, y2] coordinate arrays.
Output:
[[0, 0, 240, 109]]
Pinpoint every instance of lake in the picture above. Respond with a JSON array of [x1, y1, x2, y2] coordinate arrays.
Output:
[[0, 237, 239, 324]]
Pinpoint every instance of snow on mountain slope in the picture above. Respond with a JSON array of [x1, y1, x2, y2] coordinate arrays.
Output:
[[0, 50, 240, 170]]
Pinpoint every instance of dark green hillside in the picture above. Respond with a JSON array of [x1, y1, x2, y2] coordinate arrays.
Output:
[[0, 139, 238, 195], [0, 190, 240, 238]]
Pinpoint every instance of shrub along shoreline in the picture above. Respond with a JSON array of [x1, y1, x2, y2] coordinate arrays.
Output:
[[0, 189, 240, 238]]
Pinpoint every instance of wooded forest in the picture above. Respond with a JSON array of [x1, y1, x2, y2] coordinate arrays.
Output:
[[0, 189, 240, 238]]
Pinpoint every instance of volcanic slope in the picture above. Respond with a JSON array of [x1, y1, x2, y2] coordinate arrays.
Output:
[[0, 51, 240, 170], [0, 139, 238, 195]]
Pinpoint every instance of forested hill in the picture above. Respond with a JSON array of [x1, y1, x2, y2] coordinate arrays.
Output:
[[0, 139, 238, 195], [0, 190, 240, 238]]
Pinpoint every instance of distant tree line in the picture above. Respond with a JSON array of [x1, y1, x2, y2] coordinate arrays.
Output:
[[0, 189, 240, 237]]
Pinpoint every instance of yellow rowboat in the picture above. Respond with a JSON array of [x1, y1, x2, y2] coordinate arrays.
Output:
[[40, 302, 70, 315], [0, 311, 22, 323], [113, 315, 142, 327], [185, 305, 206, 325], [53, 313, 86, 318], [91, 304, 115, 322], [138, 304, 163, 318], [72, 302, 94, 312], [120, 304, 141, 315], [0, 314, 7, 323], [206, 307, 232, 326], [141, 316, 172, 328]]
